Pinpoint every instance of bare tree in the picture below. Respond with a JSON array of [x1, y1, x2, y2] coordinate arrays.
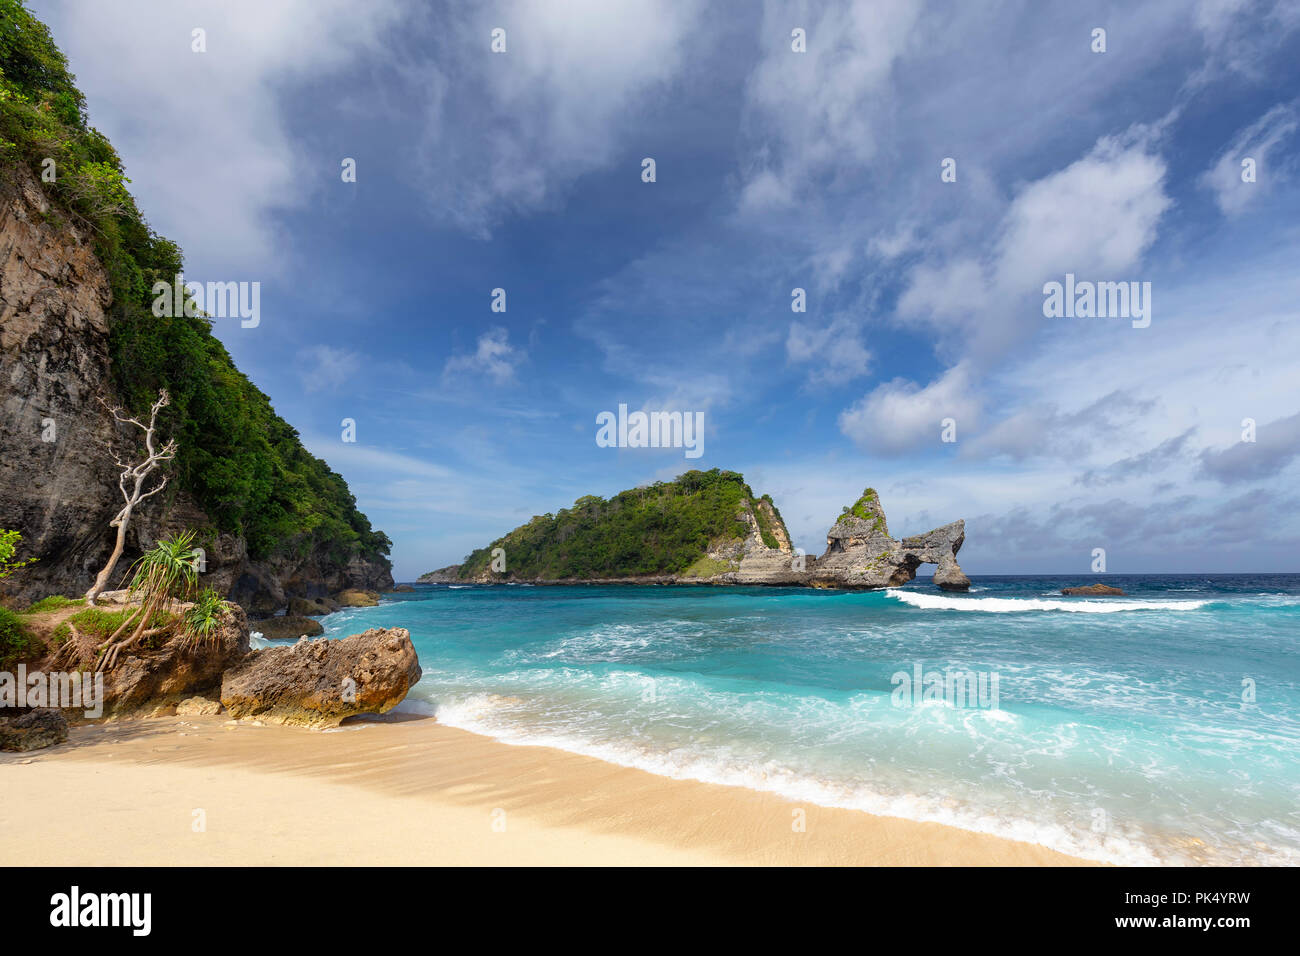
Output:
[[85, 390, 178, 604]]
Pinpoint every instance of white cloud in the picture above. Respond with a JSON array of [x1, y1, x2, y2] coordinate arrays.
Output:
[[838, 364, 979, 454], [299, 345, 360, 393], [410, 0, 706, 236], [442, 327, 524, 385], [786, 315, 872, 385], [1200, 102, 1299, 215], [739, 0, 923, 212], [35, 0, 404, 276]]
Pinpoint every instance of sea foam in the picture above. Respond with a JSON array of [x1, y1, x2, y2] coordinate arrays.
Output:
[[886, 591, 1210, 613]]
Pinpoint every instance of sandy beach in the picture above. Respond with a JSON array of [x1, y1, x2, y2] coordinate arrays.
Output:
[[0, 713, 1091, 866]]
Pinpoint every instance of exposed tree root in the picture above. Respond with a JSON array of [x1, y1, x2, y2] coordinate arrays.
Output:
[[95, 627, 166, 672], [52, 622, 94, 671]]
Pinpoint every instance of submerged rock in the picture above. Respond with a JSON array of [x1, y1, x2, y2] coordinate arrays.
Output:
[[0, 708, 69, 751], [219, 627, 421, 727], [1062, 583, 1126, 596]]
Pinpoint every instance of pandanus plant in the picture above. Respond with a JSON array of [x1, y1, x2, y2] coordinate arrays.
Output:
[[96, 532, 199, 671], [181, 587, 228, 648]]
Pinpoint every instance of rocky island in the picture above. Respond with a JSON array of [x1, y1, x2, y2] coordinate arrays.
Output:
[[420, 470, 970, 591]]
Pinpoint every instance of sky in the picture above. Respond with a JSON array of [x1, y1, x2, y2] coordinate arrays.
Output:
[[32, 0, 1300, 580]]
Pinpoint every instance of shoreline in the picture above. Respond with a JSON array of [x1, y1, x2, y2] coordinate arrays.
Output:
[[0, 714, 1094, 866]]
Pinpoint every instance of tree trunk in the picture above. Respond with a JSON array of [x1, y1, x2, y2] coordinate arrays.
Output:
[[85, 505, 132, 604]]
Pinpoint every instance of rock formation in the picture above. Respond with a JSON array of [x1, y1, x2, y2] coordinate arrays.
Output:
[[806, 490, 969, 590], [1062, 583, 1125, 596], [44, 601, 252, 717], [334, 589, 380, 607], [220, 627, 421, 727], [250, 615, 325, 641], [417, 566, 464, 583]]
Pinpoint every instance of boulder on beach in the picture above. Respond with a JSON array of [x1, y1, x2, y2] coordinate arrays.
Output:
[[219, 627, 421, 727], [334, 589, 380, 607], [176, 695, 221, 717], [0, 708, 69, 751], [88, 602, 250, 717], [251, 615, 324, 641], [1061, 583, 1126, 596]]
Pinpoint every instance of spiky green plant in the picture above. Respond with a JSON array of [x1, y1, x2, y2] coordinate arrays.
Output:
[[182, 587, 227, 646], [97, 531, 199, 670]]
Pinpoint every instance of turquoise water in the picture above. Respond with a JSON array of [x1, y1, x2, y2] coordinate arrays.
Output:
[[292, 575, 1300, 865]]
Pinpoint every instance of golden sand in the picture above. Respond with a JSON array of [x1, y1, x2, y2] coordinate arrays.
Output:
[[0, 713, 1092, 866]]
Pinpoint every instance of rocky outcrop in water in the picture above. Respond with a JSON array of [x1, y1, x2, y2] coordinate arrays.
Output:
[[220, 627, 421, 727], [806, 490, 969, 590], [250, 615, 324, 641], [1062, 583, 1125, 596]]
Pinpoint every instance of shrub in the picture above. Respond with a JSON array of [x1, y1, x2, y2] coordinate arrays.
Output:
[[0, 605, 38, 668], [0, 528, 36, 579]]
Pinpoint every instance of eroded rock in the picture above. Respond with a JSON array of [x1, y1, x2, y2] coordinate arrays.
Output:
[[96, 602, 250, 717], [219, 627, 421, 727]]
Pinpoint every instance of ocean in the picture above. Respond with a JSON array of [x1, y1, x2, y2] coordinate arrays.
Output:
[[292, 575, 1300, 866]]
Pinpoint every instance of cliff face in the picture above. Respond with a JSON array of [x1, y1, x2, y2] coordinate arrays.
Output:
[[421, 479, 969, 590], [0, 166, 391, 610]]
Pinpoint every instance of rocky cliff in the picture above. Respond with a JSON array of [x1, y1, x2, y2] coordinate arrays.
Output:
[[422, 479, 969, 590], [0, 164, 391, 611]]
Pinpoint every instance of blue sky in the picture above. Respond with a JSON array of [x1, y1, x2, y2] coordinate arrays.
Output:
[[35, 0, 1300, 579]]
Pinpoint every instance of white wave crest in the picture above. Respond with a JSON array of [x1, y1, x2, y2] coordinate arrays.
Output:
[[886, 591, 1210, 613]]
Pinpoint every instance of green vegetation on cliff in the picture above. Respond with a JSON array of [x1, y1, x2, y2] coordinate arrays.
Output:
[[0, 1, 390, 567], [838, 487, 888, 535], [456, 469, 783, 580]]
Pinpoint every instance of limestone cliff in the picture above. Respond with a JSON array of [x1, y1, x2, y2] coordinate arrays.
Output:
[[0, 164, 391, 611]]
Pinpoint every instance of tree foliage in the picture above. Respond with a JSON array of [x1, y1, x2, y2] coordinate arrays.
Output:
[[457, 469, 773, 580], [0, 529, 36, 579]]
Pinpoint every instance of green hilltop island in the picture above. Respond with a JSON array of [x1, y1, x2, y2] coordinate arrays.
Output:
[[420, 469, 970, 591]]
